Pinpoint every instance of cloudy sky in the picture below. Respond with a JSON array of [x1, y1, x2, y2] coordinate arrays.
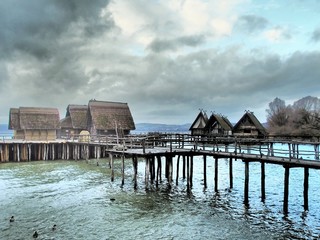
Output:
[[1, 0, 320, 124]]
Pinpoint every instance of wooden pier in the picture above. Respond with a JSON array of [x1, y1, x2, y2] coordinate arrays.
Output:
[[1, 133, 320, 214]]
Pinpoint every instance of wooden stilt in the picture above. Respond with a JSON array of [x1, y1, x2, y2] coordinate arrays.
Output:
[[244, 160, 249, 206], [111, 154, 114, 182], [187, 156, 190, 191], [145, 157, 149, 190], [283, 166, 290, 214], [261, 161, 265, 202], [121, 153, 125, 186], [214, 157, 218, 192], [304, 167, 309, 211], [190, 155, 193, 188], [203, 155, 207, 189], [176, 155, 180, 185], [182, 155, 186, 179], [229, 157, 233, 189], [132, 155, 138, 190], [157, 156, 162, 183]]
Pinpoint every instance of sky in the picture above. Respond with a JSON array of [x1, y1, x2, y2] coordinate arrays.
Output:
[[1, 0, 320, 125]]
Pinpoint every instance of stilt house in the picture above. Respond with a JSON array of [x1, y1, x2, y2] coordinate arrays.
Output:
[[233, 111, 267, 138], [87, 100, 135, 136], [189, 111, 208, 136], [204, 113, 233, 136], [59, 105, 88, 138], [9, 107, 60, 141]]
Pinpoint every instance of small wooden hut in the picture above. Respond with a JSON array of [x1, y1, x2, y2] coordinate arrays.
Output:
[[9, 107, 60, 141], [59, 104, 88, 138], [189, 111, 208, 136], [204, 113, 233, 136], [233, 111, 267, 138], [87, 100, 135, 136]]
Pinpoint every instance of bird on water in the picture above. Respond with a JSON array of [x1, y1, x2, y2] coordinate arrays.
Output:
[[52, 224, 57, 231], [33, 230, 38, 238], [9, 216, 15, 222]]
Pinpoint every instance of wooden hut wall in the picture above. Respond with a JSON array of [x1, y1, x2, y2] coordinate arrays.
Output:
[[24, 130, 57, 141]]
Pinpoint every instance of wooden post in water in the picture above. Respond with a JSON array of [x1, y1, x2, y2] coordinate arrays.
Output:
[[182, 155, 186, 179], [283, 166, 290, 214], [121, 153, 125, 187], [110, 154, 114, 182], [150, 156, 155, 184], [190, 155, 193, 188], [304, 167, 309, 211], [145, 157, 149, 190], [132, 155, 138, 190], [244, 160, 249, 206], [261, 161, 266, 202], [157, 155, 162, 183], [214, 157, 218, 192], [203, 155, 207, 189], [229, 157, 233, 189], [168, 156, 173, 189], [176, 155, 180, 185], [187, 156, 190, 191]]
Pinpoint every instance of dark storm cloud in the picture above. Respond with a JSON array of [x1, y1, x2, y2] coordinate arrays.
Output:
[[0, 0, 113, 109], [148, 35, 206, 52], [235, 15, 269, 33], [311, 27, 320, 42], [0, 0, 111, 60], [103, 49, 320, 123]]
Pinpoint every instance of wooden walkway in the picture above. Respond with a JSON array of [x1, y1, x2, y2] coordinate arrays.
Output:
[[2, 133, 320, 214], [104, 135, 320, 214]]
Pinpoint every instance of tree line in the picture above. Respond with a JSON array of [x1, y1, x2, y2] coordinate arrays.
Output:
[[266, 96, 320, 137]]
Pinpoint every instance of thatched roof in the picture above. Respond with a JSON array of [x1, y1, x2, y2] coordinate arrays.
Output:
[[60, 104, 88, 129], [233, 111, 267, 136], [9, 107, 60, 130], [205, 114, 232, 131], [88, 100, 135, 130], [189, 111, 208, 130]]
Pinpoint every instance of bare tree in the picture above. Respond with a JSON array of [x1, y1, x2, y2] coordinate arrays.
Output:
[[266, 97, 290, 127]]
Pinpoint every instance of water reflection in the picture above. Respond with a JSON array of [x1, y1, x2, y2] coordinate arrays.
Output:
[[0, 156, 319, 239]]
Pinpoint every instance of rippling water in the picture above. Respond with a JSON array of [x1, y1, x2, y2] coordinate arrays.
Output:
[[1, 152, 320, 239]]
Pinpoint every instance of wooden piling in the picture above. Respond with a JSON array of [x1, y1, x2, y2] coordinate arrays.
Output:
[[304, 167, 309, 211], [176, 155, 180, 185], [145, 157, 149, 189], [190, 155, 193, 188], [157, 155, 162, 183], [121, 153, 125, 186], [229, 157, 233, 189], [187, 156, 190, 191], [182, 155, 186, 179], [261, 161, 266, 202], [283, 166, 290, 214], [110, 154, 114, 182], [203, 155, 207, 189], [132, 155, 138, 190], [214, 157, 218, 192], [244, 160, 249, 206]]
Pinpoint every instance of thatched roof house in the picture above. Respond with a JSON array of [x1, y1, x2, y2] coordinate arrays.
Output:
[[189, 111, 208, 136], [9, 107, 60, 140], [233, 111, 267, 138], [87, 100, 135, 136], [204, 114, 233, 136], [60, 104, 88, 137]]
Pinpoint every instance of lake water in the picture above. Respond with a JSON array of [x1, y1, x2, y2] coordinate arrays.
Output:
[[1, 149, 320, 240]]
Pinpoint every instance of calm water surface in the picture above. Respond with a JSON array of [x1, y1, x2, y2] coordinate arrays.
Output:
[[1, 149, 320, 239]]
